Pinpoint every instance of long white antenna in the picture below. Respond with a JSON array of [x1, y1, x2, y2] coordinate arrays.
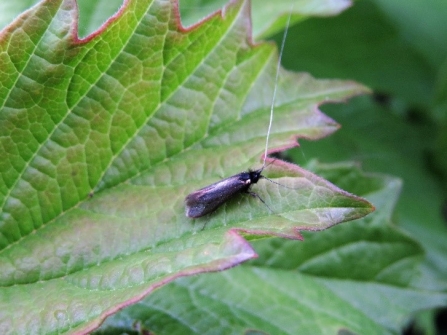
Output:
[[263, 8, 293, 168]]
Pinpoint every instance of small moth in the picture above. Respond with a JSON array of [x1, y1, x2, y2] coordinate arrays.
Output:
[[185, 168, 267, 218], [184, 7, 293, 219]]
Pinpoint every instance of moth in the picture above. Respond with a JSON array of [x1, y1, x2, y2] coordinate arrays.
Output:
[[184, 168, 267, 218], [184, 7, 293, 219]]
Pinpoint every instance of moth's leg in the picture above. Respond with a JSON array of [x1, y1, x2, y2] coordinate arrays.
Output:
[[247, 191, 273, 214]]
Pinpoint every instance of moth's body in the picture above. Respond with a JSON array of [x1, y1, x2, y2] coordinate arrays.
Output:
[[185, 169, 263, 218]]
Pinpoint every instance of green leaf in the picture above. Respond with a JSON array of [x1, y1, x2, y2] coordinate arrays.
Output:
[[250, 0, 353, 39], [178, 0, 353, 39], [279, 0, 447, 296], [0, 0, 372, 334], [372, 0, 447, 68], [0, 1, 38, 31], [269, 1, 447, 330], [98, 268, 387, 335], [95, 163, 447, 334], [0, 0, 355, 45], [292, 98, 447, 291], [276, 0, 436, 107]]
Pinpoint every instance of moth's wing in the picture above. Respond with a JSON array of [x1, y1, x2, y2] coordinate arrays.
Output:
[[185, 175, 248, 218]]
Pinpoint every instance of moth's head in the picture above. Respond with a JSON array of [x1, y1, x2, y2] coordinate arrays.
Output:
[[248, 168, 264, 184]]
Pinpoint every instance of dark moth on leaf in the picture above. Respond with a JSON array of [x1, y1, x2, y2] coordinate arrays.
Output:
[[185, 168, 266, 218]]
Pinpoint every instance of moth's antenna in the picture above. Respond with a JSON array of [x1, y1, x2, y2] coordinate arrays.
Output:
[[262, 8, 294, 169]]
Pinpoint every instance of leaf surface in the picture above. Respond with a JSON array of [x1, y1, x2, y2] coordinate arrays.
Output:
[[96, 163, 447, 334], [0, 0, 371, 333]]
